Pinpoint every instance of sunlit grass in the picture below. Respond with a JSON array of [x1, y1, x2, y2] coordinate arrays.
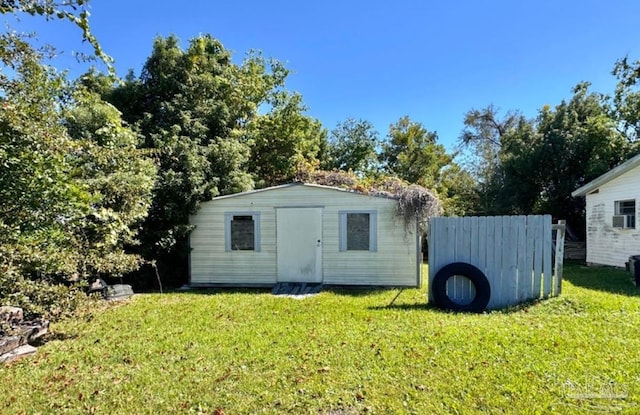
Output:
[[2, 263, 640, 414]]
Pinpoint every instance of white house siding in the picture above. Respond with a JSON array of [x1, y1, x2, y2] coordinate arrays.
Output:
[[189, 184, 419, 287], [584, 165, 640, 267]]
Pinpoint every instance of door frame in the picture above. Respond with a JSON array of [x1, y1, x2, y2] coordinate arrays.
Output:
[[276, 206, 323, 283]]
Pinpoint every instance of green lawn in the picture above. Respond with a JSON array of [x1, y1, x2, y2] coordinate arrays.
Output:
[[2, 262, 640, 414]]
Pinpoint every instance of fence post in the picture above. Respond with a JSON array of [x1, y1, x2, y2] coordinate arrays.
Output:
[[553, 220, 566, 295]]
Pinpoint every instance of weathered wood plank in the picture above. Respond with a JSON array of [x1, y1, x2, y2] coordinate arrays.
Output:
[[428, 217, 437, 302], [0, 344, 36, 364], [516, 216, 528, 302], [553, 220, 566, 296], [501, 217, 518, 308], [445, 217, 458, 301], [0, 336, 21, 356], [482, 216, 495, 309], [524, 215, 536, 300], [460, 217, 472, 262], [532, 215, 544, 297], [477, 216, 487, 276], [491, 216, 504, 309], [542, 215, 553, 297], [465, 216, 480, 304], [459, 217, 475, 304]]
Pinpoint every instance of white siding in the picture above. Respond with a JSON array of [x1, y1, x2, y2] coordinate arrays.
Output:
[[189, 184, 419, 286], [584, 164, 640, 267]]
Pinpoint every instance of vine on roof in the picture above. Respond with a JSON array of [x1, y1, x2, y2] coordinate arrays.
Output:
[[295, 168, 442, 234]]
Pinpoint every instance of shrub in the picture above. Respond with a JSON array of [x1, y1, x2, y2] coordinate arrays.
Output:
[[0, 267, 89, 321]]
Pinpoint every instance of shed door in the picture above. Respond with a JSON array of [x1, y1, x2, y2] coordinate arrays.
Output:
[[276, 207, 323, 283]]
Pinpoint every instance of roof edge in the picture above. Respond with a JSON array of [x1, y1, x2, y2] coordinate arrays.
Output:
[[572, 153, 640, 197], [207, 182, 400, 202]]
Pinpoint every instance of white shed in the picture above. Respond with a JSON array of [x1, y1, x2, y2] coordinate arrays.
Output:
[[189, 183, 421, 287], [572, 153, 640, 267]]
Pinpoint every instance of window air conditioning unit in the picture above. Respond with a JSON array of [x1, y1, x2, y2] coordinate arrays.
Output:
[[612, 215, 633, 229]]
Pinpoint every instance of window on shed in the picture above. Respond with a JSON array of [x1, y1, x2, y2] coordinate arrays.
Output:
[[225, 213, 260, 251], [614, 200, 636, 228], [339, 211, 377, 251], [347, 213, 370, 250]]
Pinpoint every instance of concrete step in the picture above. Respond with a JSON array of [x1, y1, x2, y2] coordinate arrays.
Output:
[[272, 283, 322, 296]]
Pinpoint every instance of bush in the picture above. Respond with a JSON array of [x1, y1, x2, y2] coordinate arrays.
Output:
[[0, 268, 89, 321]]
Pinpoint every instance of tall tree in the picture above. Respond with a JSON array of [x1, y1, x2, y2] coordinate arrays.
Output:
[[612, 56, 640, 146], [99, 35, 245, 280], [460, 84, 630, 235], [0, 0, 158, 318], [381, 116, 452, 189], [380, 116, 476, 215], [531, 83, 630, 232], [493, 116, 542, 215], [63, 90, 157, 277], [436, 164, 481, 216], [0, 39, 83, 277], [0, 39, 156, 281], [247, 92, 325, 187], [458, 105, 526, 214], [323, 118, 380, 176]]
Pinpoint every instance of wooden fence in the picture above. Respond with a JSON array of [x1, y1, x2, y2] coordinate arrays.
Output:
[[428, 215, 565, 310]]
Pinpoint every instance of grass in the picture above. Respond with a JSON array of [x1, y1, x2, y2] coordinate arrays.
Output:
[[2, 262, 640, 414]]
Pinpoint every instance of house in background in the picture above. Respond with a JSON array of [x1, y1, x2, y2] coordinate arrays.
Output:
[[189, 183, 422, 287], [572, 153, 640, 267]]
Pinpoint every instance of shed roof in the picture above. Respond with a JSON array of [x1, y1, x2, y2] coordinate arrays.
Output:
[[208, 182, 399, 202], [571, 153, 640, 197]]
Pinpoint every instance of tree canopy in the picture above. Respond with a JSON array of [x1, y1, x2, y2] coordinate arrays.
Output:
[[247, 91, 326, 187], [458, 82, 636, 236], [323, 118, 381, 176]]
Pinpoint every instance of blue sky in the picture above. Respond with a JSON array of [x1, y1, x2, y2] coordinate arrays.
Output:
[[15, 0, 640, 150]]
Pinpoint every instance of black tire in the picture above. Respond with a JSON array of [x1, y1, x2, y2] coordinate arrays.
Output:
[[432, 262, 491, 312]]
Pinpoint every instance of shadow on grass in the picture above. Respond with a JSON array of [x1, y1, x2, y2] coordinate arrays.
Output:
[[167, 287, 273, 296], [322, 285, 398, 297], [368, 303, 435, 311], [168, 285, 409, 298], [369, 294, 555, 314], [30, 331, 79, 347], [562, 260, 640, 297]]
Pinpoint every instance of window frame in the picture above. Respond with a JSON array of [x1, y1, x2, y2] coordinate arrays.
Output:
[[614, 199, 636, 229], [224, 212, 261, 252], [339, 210, 377, 252]]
